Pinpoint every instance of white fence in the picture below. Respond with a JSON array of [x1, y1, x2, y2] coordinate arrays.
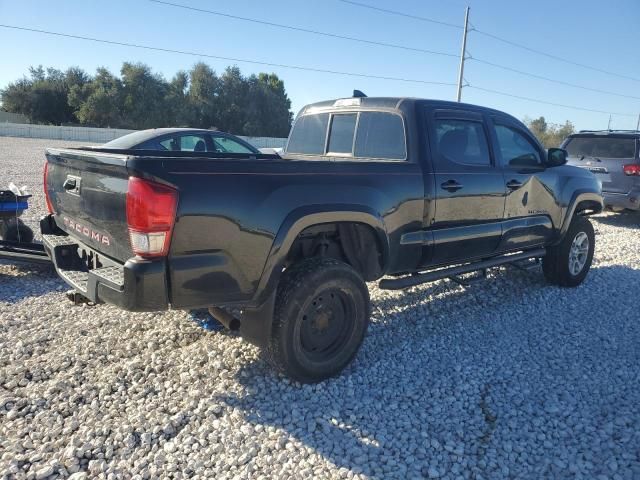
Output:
[[240, 136, 287, 149], [0, 122, 287, 149], [0, 122, 136, 143]]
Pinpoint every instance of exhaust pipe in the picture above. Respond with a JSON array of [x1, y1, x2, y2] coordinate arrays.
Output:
[[208, 307, 241, 331]]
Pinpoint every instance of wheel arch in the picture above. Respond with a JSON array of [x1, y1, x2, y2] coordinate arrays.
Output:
[[556, 190, 603, 242], [252, 205, 389, 305]]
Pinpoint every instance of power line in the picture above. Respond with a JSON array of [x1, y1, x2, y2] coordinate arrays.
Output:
[[150, 0, 458, 58], [0, 24, 457, 87], [471, 58, 640, 101], [468, 85, 637, 117], [473, 29, 640, 84], [338, 0, 463, 29], [339, 0, 640, 84]]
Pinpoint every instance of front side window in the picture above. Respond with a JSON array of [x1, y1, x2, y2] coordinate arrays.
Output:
[[212, 136, 255, 154], [327, 114, 357, 154], [564, 136, 636, 159], [435, 119, 490, 166], [495, 125, 541, 167], [286, 113, 330, 155]]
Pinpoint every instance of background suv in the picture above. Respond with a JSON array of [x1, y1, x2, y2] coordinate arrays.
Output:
[[562, 130, 640, 211]]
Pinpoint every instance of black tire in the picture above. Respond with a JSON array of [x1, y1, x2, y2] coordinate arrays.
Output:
[[542, 216, 595, 287], [0, 219, 34, 243], [266, 257, 370, 383]]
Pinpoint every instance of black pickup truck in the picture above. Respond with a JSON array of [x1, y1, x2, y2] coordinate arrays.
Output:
[[41, 95, 603, 382]]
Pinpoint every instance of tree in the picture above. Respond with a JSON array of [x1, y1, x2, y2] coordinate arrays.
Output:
[[1, 66, 87, 124], [240, 73, 292, 137], [524, 116, 575, 148], [217, 66, 250, 134], [165, 70, 190, 127], [120, 62, 169, 129], [1, 62, 293, 135], [186, 63, 220, 129], [68, 68, 122, 127]]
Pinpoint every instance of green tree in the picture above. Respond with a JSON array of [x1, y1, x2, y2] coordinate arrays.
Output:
[[524, 116, 575, 148], [68, 67, 122, 127], [2, 62, 293, 135], [217, 66, 250, 134], [246, 73, 292, 137], [1, 66, 88, 124], [186, 62, 220, 129], [165, 70, 190, 127], [120, 62, 170, 129]]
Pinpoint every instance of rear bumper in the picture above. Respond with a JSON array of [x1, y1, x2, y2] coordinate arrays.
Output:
[[603, 190, 640, 211], [40, 216, 169, 311]]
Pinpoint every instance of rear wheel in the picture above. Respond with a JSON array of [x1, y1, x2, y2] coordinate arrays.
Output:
[[266, 258, 370, 383], [542, 216, 595, 287]]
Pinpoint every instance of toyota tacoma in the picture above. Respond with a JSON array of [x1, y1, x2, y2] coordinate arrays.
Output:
[[41, 95, 603, 382]]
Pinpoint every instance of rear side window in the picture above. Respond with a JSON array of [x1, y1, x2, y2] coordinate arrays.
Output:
[[286, 113, 329, 155], [153, 135, 209, 152], [355, 112, 406, 159], [327, 114, 357, 154], [564, 137, 636, 159], [435, 119, 490, 166]]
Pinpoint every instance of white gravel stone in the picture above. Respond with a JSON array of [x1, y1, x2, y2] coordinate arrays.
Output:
[[1, 137, 640, 479]]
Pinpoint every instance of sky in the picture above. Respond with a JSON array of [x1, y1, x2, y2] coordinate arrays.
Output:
[[1, 0, 639, 132]]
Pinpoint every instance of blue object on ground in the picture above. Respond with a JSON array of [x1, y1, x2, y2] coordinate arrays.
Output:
[[0, 201, 28, 211], [189, 309, 224, 331]]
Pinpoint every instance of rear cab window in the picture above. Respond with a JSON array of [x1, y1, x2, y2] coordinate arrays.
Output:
[[563, 136, 638, 159], [286, 110, 406, 160], [327, 114, 357, 155]]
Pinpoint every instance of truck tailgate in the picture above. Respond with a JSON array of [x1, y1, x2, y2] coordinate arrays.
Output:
[[45, 148, 133, 262]]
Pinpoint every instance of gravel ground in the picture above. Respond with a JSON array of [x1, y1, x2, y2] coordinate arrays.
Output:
[[1, 137, 640, 479]]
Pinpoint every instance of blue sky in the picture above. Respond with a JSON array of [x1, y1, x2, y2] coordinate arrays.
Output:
[[1, 0, 639, 131]]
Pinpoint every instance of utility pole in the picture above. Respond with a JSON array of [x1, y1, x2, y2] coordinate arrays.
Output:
[[636, 113, 640, 131], [607, 114, 612, 130], [456, 6, 470, 102]]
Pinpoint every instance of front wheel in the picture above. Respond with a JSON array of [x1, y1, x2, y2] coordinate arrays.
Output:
[[266, 258, 370, 383], [542, 216, 595, 287]]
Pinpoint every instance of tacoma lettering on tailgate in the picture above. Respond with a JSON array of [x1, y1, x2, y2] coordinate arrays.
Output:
[[62, 216, 111, 246]]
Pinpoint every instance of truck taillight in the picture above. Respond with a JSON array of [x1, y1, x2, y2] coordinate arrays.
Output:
[[623, 164, 640, 176], [43, 161, 54, 214], [126, 177, 178, 258]]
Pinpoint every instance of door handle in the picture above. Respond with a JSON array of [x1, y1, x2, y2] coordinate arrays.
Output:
[[440, 180, 464, 192], [506, 180, 523, 190]]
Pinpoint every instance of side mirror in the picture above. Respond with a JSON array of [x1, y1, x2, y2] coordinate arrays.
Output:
[[546, 148, 568, 167]]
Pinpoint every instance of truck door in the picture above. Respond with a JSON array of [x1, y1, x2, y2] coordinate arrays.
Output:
[[426, 108, 506, 263], [489, 117, 555, 251]]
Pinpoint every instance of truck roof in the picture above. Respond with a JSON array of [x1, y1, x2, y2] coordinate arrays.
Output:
[[573, 130, 640, 137], [299, 96, 514, 119]]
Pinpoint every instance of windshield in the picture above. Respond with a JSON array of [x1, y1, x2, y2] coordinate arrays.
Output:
[[564, 136, 637, 159]]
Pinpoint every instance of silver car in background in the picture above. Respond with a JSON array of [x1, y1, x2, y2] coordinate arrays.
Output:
[[562, 130, 640, 211]]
